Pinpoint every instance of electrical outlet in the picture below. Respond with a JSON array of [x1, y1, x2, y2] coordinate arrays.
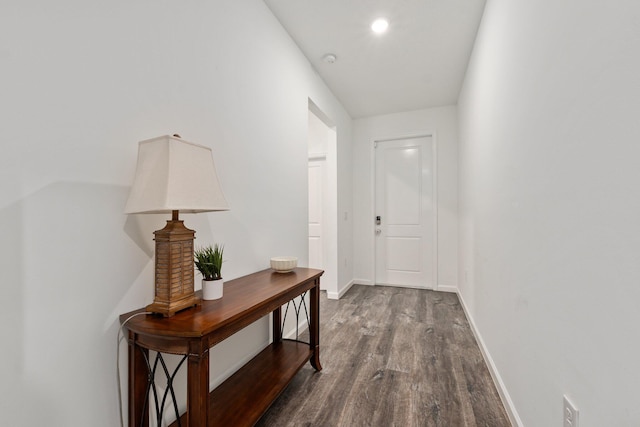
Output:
[[563, 395, 579, 427]]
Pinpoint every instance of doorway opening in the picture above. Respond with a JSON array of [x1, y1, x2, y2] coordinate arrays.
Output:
[[307, 101, 337, 294]]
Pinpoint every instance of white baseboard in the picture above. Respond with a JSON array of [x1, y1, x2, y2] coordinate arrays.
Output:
[[327, 279, 357, 300], [351, 280, 453, 293], [436, 284, 457, 293], [283, 318, 309, 340], [456, 291, 523, 427]]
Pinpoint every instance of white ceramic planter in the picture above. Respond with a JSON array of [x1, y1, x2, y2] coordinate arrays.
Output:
[[202, 278, 223, 300]]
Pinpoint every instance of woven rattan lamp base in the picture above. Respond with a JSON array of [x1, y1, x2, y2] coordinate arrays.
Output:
[[146, 211, 201, 317]]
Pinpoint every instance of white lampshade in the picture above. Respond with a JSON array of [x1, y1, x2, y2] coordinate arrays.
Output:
[[124, 135, 229, 214]]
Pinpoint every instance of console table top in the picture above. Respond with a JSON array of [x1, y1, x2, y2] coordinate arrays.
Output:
[[120, 267, 323, 339]]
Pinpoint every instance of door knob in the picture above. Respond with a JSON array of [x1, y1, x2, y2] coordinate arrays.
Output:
[[376, 229, 382, 235]]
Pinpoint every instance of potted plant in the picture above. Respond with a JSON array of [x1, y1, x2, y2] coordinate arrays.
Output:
[[194, 244, 224, 300]]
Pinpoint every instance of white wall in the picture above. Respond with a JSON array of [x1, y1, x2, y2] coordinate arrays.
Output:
[[352, 106, 458, 290], [458, 1, 640, 425], [0, 1, 351, 425], [308, 110, 329, 155]]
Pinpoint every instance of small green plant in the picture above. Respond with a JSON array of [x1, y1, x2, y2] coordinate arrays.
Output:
[[194, 244, 224, 281]]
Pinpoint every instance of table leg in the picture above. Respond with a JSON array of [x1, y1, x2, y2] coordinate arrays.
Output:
[[128, 331, 149, 427], [272, 306, 282, 344], [309, 278, 322, 371], [187, 342, 209, 427]]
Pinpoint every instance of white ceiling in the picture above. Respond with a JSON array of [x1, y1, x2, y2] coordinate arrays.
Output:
[[264, 0, 487, 118]]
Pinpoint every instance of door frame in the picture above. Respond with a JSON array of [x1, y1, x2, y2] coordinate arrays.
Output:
[[308, 101, 338, 297], [372, 132, 438, 291]]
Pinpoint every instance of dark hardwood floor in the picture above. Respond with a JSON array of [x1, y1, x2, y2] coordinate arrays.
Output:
[[255, 285, 511, 427]]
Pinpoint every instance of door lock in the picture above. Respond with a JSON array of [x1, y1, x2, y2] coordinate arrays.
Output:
[[376, 216, 381, 225]]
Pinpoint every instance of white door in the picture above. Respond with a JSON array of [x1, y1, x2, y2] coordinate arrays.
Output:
[[308, 159, 325, 269], [375, 136, 435, 289]]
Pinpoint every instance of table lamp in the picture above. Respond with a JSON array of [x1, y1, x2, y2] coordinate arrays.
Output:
[[125, 134, 229, 316]]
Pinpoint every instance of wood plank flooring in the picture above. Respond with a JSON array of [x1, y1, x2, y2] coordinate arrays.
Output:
[[255, 285, 511, 427]]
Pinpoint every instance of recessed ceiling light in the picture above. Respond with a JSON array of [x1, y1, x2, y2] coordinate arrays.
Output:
[[371, 18, 389, 34]]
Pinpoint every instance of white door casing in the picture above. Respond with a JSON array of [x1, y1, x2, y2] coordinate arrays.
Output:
[[374, 136, 436, 289]]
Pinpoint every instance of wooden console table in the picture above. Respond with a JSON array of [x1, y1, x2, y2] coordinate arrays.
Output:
[[120, 267, 323, 427]]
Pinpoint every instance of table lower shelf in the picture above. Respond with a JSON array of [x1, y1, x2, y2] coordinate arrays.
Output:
[[169, 340, 313, 427]]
